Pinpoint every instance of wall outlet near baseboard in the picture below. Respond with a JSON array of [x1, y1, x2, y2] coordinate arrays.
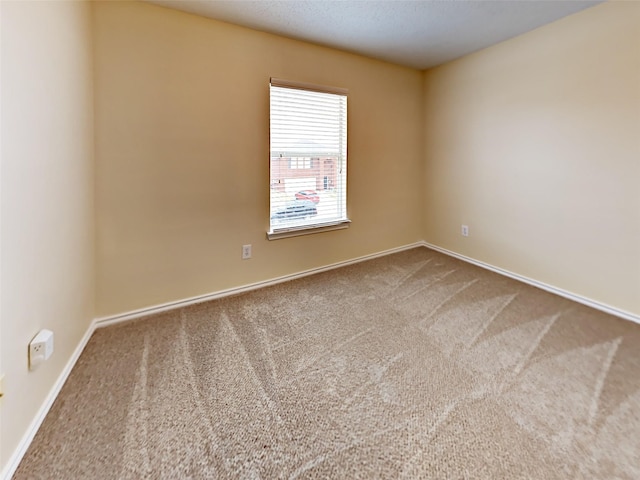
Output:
[[29, 329, 54, 370], [242, 244, 252, 259], [461, 225, 469, 237]]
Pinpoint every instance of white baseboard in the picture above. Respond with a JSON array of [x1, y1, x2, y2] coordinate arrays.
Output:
[[421, 241, 640, 325], [94, 241, 425, 328], [1, 321, 97, 480]]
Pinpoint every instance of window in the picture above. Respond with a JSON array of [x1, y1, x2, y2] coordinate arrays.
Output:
[[289, 157, 312, 169], [269, 78, 349, 239]]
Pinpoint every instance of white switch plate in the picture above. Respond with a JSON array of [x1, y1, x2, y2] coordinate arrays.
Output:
[[461, 225, 469, 237], [242, 244, 252, 259]]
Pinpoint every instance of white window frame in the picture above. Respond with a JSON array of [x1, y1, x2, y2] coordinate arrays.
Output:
[[268, 78, 350, 240]]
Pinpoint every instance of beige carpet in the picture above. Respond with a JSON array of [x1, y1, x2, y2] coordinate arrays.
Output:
[[15, 247, 640, 479]]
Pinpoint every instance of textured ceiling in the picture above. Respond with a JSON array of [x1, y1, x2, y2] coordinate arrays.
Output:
[[145, 0, 602, 70]]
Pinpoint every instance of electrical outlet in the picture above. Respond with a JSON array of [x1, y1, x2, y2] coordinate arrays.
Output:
[[242, 244, 252, 260], [29, 329, 54, 369], [461, 225, 469, 237]]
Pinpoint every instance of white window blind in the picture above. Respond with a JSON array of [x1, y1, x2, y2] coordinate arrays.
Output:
[[269, 79, 348, 236]]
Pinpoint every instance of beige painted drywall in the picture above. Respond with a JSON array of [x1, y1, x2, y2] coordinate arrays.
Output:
[[423, 1, 640, 316], [0, 0, 94, 473], [93, 1, 424, 317]]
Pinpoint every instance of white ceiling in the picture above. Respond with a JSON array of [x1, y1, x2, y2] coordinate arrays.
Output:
[[145, 0, 602, 70]]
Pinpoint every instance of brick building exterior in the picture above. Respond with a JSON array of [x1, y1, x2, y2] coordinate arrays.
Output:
[[270, 156, 338, 192]]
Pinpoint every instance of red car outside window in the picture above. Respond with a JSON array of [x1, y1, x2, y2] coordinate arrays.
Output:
[[295, 190, 320, 203]]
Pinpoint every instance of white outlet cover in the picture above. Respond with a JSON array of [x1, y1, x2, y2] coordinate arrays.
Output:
[[29, 329, 54, 369]]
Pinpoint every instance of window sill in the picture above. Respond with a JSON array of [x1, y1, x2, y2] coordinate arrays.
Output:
[[267, 219, 351, 240]]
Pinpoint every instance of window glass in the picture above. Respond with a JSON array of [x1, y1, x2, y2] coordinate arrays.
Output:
[[269, 81, 348, 234]]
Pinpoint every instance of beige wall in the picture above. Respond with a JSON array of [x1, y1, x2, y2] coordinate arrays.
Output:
[[422, 1, 640, 316], [0, 0, 94, 472], [93, 1, 424, 317]]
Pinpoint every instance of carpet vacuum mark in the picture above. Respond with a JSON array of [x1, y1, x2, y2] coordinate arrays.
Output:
[[15, 247, 640, 479]]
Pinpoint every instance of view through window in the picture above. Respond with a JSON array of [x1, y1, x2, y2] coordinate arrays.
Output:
[[269, 79, 348, 235]]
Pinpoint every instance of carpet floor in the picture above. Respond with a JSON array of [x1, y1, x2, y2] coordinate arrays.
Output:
[[14, 247, 640, 479]]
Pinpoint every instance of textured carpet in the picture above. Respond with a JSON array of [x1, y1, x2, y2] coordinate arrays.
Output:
[[15, 247, 640, 479]]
